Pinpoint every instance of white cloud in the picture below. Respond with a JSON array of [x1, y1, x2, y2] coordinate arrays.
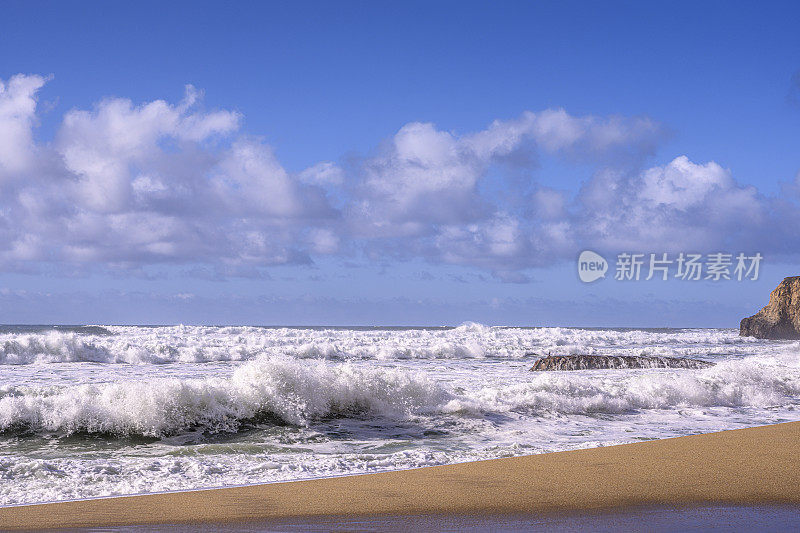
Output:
[[299, 161, 344, 186], [531, 187, 568, 220], [307, 228, 340, 254], [467, 108, 662, 161], [0, 74, 47, 179], [344, 109, 667, 273], [0, 73, 794, 279], [576, 156, 768, 254], [357, 122, 486, 229], [212, 140, 305, 217], [0, 75, 338, 270], [56, 88, 240, 212], [640, 156, 736, 210]]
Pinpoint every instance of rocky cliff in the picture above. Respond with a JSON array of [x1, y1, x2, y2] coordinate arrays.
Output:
[[740, 276, 800, 339], [529, 354, 713, 371]]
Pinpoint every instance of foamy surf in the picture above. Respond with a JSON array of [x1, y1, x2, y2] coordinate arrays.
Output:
[[0, 324, 781, 365], [0, 325, 798, 506], [0, 357, 447, 435]]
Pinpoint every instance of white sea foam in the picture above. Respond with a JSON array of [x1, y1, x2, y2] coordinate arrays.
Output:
[[0, 325, 783, 365], [450, 356, 800, 417], [2, 353, 798, 438], [0, 448, 493, 506], [0, 357, 448, 436], [1, 325, 798, 507]]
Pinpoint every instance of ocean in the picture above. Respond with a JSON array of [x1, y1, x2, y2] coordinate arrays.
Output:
[[1, 324, 798, 506]]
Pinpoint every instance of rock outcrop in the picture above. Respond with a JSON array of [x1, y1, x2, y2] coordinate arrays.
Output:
[[529, 354, 714, 371], [740, 276, 800, 339]]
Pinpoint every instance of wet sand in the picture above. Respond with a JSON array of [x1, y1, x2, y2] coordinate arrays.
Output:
[[1, 421, 798, 530]]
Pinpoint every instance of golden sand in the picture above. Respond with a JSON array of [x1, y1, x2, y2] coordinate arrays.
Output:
[[1, 421, 798, 530]]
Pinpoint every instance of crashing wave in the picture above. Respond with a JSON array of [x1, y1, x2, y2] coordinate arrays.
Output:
[[449, 358, 800, 416], [0, 325, 779, 365], [3, 353, 799, 438], [0, 357, 449, 436]]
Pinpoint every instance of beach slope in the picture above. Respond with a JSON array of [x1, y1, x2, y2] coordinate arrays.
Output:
[[2, 421, 799, 530]]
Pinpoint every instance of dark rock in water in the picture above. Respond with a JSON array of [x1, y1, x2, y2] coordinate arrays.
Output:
[[740, 276, 800, 339], [529, 354, 714, 371]]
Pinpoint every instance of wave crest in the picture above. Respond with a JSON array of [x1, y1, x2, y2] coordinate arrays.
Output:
[[448, 357, 800, 416], [0, 325, 779, 365], [0, 357, 449, 436]]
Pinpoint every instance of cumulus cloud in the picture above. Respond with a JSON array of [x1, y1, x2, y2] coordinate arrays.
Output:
[[0, 73, 794, 280], [345, 108, 666, 270], [0, 75, 338, 270], [0, 74, 48, 179], [56, 86, 240, 212], [299, 161, 345, 186], [576, 156, 770, 254], [347, 114, 788, 273]]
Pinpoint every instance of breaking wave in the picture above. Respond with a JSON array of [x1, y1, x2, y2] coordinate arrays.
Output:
[[453, 356, 800, 416], [0, 324, 783, 365], [2, 324, 798, 507], [3, 354, 798, 438], [0, 357, 448, 436]]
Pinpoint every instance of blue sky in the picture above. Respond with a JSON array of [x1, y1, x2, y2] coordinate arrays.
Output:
[[0, 0, 798, 326]]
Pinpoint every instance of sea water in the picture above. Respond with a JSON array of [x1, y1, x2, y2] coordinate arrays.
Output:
[[0, 324, 798, 506]]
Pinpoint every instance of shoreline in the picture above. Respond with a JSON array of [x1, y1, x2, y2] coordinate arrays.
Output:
[[1, 421, 799, 530]]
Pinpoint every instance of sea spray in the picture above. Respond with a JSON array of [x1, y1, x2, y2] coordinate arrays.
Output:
[[0, 324, 781, 365], [445, 355, 800, 416], [0, 357, 449, 436], [1, 325, 799, 507], [3, 353, 798, 437]]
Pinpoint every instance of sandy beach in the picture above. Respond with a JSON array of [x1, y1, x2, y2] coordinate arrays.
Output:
[[3, 2, 800, 530], [1, 421, 798, 530]]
